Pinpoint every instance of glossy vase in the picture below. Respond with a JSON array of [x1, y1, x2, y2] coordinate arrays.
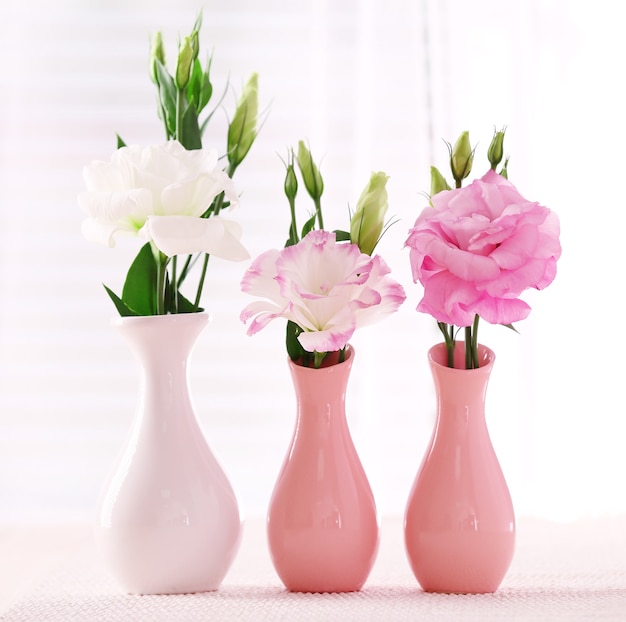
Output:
[[404, 342, 515, 594], [95, 313, 241, 594], [267, 346, 379, 592]]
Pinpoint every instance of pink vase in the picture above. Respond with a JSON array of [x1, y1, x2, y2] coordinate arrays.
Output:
[[267, 345, 379, 592], [404, 342, 515, 594], [94, 313, 241, 594]]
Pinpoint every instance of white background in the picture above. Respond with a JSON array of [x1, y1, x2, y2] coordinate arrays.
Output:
[[1, 0, 624, 525]]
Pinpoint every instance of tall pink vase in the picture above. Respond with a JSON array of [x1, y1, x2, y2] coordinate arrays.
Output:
[[95, 313, 241, 594], [404, 342, 515, 594], [267, 346, 379, 592]]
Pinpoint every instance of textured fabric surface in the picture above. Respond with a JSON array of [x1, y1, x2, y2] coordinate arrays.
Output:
[[2, 516, 625, 621]]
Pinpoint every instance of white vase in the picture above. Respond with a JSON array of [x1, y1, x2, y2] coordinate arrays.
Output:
[[94, 313, 241, 594]]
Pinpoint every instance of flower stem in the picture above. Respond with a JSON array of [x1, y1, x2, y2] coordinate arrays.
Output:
[[175, 90, 184, 145], [288, 194, 298, 245], [177, 254, 194, 287], [313, 351, 326, 369], [155, 251, 167, 315], [438, 321, 455, 368], [171, 255, 178, 313], [314, 197, 324, 230], [471, 313, 480, 368], [464, 326, 473, 369], [463, 314, 481, 369], [193, 253, 210, 312]]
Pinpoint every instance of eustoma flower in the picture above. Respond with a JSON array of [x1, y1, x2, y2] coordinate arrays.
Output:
[[78, 140, 248, 261], [406, 169, 561, 328], [241, 230, 406, 354]]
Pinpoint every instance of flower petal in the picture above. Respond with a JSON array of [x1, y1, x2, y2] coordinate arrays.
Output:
[[141, 215, 249, 260]]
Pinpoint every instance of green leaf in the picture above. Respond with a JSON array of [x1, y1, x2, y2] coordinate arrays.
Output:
[[122, 243, 158, 316], [301, 213, 317, 239], [154, 60, 177, 138], [116, 134, 126, 149], [186, 59, 203, 112], [103, 284, 138, 317], [198, 68, 213, 113], [163, 277, 203, 314], [177, 291, 202, 313], [181, 103, 202, 150], [333, 229, 351, 242], [186, 59, 212, 116], [286, 320, 305, 362]]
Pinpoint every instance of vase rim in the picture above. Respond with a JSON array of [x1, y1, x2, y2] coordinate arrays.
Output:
[[111, 311, 210, 328], [288, 344, 354, 371], [428, 342, 495, 371]]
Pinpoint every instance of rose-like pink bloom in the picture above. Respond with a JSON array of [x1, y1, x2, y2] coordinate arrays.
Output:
[[241, 230, 406, 353], [405, 170, 561, 327]]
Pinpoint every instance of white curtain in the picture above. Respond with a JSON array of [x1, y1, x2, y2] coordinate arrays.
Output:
[[1, 0, 624, 524]]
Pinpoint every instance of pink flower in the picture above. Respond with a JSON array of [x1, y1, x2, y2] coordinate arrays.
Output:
[[241, 230, 406, 352], [405, 170, 561, 327]]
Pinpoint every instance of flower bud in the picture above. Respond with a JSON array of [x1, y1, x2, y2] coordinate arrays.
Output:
[[297, 141, 324, 201], [175, 35, 195, 90], [350, 171, 389, 255], [284, 155, 298, 202], [449, 131, 474, 185], [149, 32, 166, 84], [430, 165, 451, 197], [227, 73, 259, 170], [488, 127, 506, 170]]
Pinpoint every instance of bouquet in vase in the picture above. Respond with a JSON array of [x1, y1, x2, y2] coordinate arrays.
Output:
[[405, 128, 561, 368], [78, 13, 261, 316], [240, 141, 406, 367]]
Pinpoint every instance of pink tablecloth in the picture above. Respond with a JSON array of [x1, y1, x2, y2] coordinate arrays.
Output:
[[2, 516, 625, 621]]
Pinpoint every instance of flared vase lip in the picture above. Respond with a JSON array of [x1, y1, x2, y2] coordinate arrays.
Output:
[[287, 344, 355, 373], [111, 311, 211, 329], [428, 342, 495, 372]]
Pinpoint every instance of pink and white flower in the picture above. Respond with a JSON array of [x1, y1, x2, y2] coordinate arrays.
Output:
[[405, 169, 561, 327], [241, 230, 406, 353]]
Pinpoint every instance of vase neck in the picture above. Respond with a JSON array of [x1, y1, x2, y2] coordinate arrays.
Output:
[[288, 348, 354, 434], [428, 342, 494, 431], [115, 313, 207, 365], [114, 314, 208, 426]]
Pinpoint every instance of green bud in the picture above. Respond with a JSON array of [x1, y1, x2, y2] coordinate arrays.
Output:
[[284, 156, 298, 202], [449, 131, 474, 185], [430, 165, 451, 197], [296, 141, 324, 201], [350, 171, 389, 255], [488, 127, 506, 170], [175, 35, 195, 90], [227, 73, 259, 170], [149, 32, 166, 84]]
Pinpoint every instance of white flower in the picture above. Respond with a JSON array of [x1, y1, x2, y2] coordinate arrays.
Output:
[[78, 140, 248, 260]]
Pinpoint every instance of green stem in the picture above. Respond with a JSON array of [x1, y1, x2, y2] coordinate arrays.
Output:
[[471, 314, 480, 368], [438, 321, 456, 368], [175, 90, 184, 145], [171, 255, 178, 314], [313, 351, 326, 369], [464, 326, 473, 369], [155, 253, 167, 315], [177, 254, 194, 288], [288, 195, 298, 244], [314, 197, 324, 230], [193, 253, 210, 312]]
